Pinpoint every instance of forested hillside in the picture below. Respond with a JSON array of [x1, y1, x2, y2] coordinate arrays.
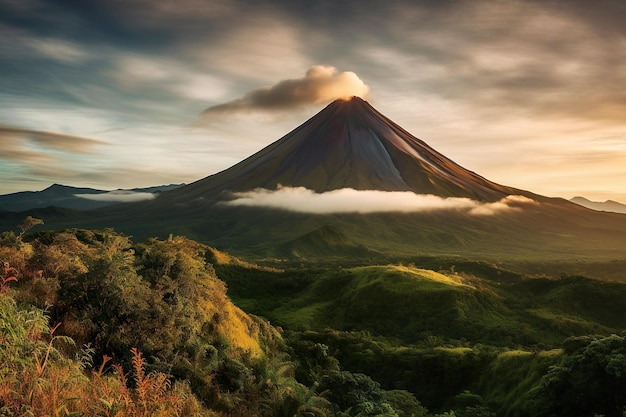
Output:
[[3, 221, 626, 416], [0, 223, 424, 416]]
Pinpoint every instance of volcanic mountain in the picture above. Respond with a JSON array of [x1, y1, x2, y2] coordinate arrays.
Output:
[[165, 96, 524, 205], [6, 97, 626, 263]]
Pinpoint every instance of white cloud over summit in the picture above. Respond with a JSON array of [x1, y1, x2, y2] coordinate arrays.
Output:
[[200, 66, 370, 117], [223, 187, 537, 215]]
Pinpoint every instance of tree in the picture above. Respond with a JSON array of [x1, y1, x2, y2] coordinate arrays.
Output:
[[532, 334, 626, 417], [17, 216, 43, 241], [383, 390, 429, 417], [317, 370, 398, 416]]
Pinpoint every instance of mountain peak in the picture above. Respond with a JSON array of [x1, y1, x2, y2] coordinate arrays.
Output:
[[328, 95, 370, 110], [334, 95, 366, 103], [45, 183, 70, 191], [570, 196, 626, 214]]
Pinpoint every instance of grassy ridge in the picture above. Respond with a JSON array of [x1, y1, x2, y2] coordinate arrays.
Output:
[[217, 262, 626, 348]]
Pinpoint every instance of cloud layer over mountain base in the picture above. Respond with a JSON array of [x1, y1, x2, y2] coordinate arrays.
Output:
[[222, 187, 537, 215]]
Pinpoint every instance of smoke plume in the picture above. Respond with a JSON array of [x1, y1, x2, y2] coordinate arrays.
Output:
[[200, 66, 370, 116]]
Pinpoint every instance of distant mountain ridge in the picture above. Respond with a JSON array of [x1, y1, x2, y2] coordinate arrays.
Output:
[[0, 183, 183, 212], [570, 196, 626, 214]]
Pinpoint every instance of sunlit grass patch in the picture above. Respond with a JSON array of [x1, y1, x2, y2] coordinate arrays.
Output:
[[433, 346, 474, 355], [392, 264, 472, 287], [498, 349, 533, 358], [347, 264, 473, 291], [526, 308, 608, 331]]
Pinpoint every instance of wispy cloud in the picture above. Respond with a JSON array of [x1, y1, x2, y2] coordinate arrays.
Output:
[[75, 190, 156, 203], [194, 13, 310, 83], [200, 66, 370, 117], [111, 54, 231, 102], [222, 186, 537, 215], [376, 1, 626, 125], [28, 38, 88, 63], [468, 195, 538, 216], [0, 125, 110, 188], [0, 125, 108, 155]]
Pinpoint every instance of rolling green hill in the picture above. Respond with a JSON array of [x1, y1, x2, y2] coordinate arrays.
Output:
[[216, 261, 626, 348], [215, 257, 626, 414]]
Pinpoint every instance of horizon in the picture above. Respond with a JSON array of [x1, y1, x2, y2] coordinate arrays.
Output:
[[2, 0, 626, 203], [2, 185, 623, 208]]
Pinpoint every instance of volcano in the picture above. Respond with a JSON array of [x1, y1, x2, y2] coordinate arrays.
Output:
[[8, 97, 626, 261], [167, 97, 524, 205]]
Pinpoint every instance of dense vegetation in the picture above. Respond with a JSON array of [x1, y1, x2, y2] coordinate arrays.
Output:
[[0, 224, 423, 416], [2, 220, 626, 416]]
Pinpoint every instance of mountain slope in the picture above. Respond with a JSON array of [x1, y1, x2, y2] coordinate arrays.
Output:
[[275, 224, 380, 260], [157, 97, 528, 208]]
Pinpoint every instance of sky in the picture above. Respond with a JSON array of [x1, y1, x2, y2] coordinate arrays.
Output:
[[1, 0, 626, 203]]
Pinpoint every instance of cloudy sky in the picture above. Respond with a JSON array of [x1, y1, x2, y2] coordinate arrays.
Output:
[[2, 0, 626, 202]]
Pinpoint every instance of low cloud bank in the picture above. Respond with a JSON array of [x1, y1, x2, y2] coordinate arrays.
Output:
[[200, 66, 370, 116], [75, 190, 156, 203], [222, 187, 537, 215]]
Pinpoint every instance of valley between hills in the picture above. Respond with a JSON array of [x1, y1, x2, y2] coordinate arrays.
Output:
[[2, 98, 626, 416]]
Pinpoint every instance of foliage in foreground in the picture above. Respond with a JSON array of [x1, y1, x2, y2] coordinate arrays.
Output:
[[0, 293, 213, 416], [0, 227, 426, 416], [4, 224, 626, 416]]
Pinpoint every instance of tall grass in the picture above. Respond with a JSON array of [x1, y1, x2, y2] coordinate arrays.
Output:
[[0, 291, 216, 416]]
